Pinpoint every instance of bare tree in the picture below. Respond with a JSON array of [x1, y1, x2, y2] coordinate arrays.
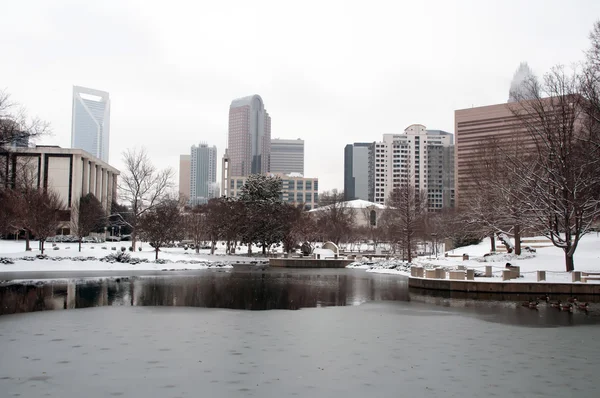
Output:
[[119, 148, 174, 250], [72, 193, 106, 252], [183, 205, 206, 254], [29, 189, 65, 254], [0, 89, 49, 149], [139, 198, 183, 260], [316, 189, 355, 245], [507, 66, 600, 271], [384, 183, 427, 263]]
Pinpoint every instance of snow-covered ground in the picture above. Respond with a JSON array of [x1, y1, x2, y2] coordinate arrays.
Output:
[[0, 240, 273, 273], [348, 234, 600, 284]]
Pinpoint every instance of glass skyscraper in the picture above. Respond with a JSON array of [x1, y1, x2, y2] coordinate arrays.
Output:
[[71, 86, 110, 162]]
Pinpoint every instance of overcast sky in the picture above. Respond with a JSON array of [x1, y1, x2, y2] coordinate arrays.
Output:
[[1, 0, 599, 193]]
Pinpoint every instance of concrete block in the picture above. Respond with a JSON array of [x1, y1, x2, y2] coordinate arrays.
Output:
[[485, 265, 492, 277], [457, 265, 466, 270], [415, 267, 424, 278], [425, 269, 437, 279], [449, 270, 465, 280], [435, 268, 446, 279], [537, 270, 546, 282], [572, 271, 582, 282], [466, 269, 475, 280], [502, 269, 512, 281]]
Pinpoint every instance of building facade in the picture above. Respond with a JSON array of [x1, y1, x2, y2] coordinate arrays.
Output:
[[344, 142, 374, 202], [178, 154, 191, 200], [270, 138, 304, 175], [1, 146, 119, 232], [227, 173, 319, 210], [71, 86, 111, 163], [454, 103, 536, 208], [227, 95, 271, 177], [189, 143, 218, 205], [373, 125, 454, 211]]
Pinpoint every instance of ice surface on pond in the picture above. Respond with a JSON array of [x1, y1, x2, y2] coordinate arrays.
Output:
[[0, 304, 599, 397]]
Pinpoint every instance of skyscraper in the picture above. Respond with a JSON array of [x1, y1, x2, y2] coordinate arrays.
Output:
[[270, 138, 304, 175], [190, 143, 217, 205], [373, 125, 454, 211], [179, 154, 191, 200], [344, 142, 374, 202], [71, 86, 110, 162], [227, 95, 271, 176]]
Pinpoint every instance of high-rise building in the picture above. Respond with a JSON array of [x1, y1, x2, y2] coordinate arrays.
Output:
[[189, 143, 218, 205], [373, 125, 454, 211], [227, 95, 271, 176], [228, 173, 319, 210], [344, 142, 374, 202], [179, 154, 191, 200], [71, 86, 110, 163], [270, 138, 304, 175], [455, 103, 538, 208]]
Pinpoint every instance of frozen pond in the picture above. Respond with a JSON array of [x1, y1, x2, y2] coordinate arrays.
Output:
[[1, 303, 599, 397], [0, 269, 599, 397]]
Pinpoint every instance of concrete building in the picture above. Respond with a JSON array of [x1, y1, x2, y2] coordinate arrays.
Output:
[[373, 125, 454, 211], [344, 142, 374, 202], [178, 154, 191, 200], [270, 138, 304, 175], [71, 86, 111, 163], [455, 103, 536, 208], [227, 95, 271, 176], [0, 145, 119, 233], [189, 143, 218, 206], [227, 173, 319, 210]]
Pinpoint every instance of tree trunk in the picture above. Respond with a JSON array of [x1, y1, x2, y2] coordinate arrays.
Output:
[[407, 236, 412, 263], [262, 244, 266, 255], [155, 247, 159, 260], [79, 239, 82, 252], [25, 230, 31, 251], [41, 240, 45, 255], [514, 225, 521, 256], [210, 240, 215, 255], [131, 232, 137, 251], [565, 251, 575, 272], [490, 233, 496, 252], [247, 244, 252, 255]]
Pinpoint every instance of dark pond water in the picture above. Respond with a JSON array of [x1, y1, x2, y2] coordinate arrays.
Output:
[[1, 267, 599, 327]]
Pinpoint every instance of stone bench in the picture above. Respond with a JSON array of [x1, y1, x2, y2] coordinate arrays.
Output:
[[582, 272, 600, 283], [448, 270, 465, 280]]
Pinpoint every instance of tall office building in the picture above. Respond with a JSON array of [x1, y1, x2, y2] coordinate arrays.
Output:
[[189, 143, 217, 205], [373, 124, 454, 211], [344, 142, 374, 202], [71, 86, 110, 163], [270, 138, 304, 175], [455, 102, 538, 208], [179, 154, 191, 200], [227, 95, 271, 176]]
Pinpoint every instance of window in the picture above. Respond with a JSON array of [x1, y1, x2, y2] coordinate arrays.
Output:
[[306, 181, 312, 190], [314, 181, 318, 191], [297, 181, 303, 190], [297, 192, 303, 201], [314, 192, 319, 203], [370, 210, 377, 226]]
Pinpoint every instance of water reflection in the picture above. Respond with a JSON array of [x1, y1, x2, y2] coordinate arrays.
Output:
[[0, 269, 409, 315], [0, 269, 598, 327]]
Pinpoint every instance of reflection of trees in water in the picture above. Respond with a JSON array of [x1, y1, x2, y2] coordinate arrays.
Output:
[[134, 272, 361, 310], [0, 271, 410, 315]]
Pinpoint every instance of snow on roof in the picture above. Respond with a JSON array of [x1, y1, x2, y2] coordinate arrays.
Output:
[[309, 199, 386, 212]]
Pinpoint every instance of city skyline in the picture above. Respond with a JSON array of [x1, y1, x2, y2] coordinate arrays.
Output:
[[2, 1, 598, 192]]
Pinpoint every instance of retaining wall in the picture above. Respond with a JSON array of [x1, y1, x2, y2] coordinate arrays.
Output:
[[408, 277, 600, 295], [269, 258, 353, 268]]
